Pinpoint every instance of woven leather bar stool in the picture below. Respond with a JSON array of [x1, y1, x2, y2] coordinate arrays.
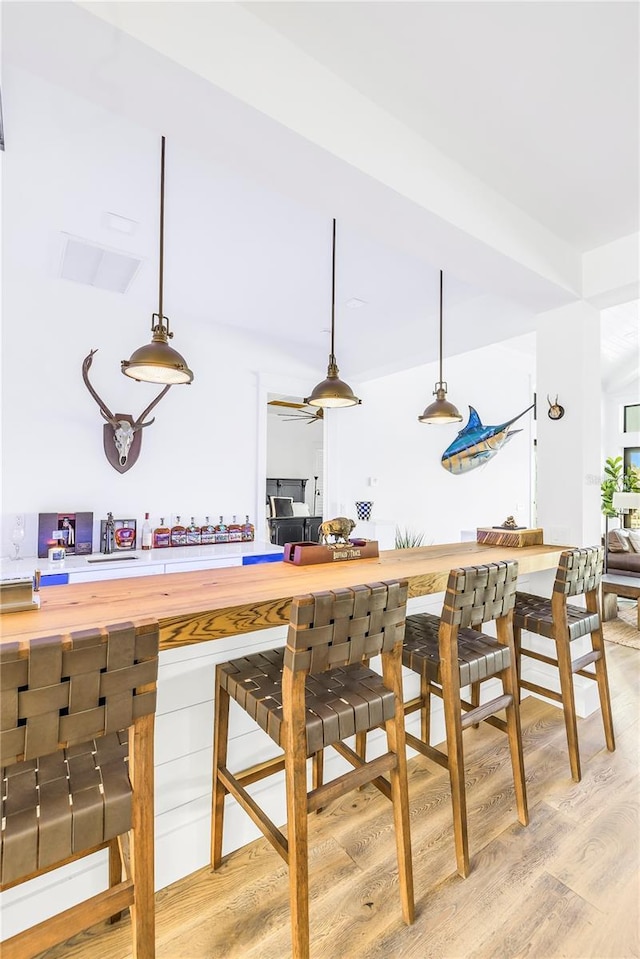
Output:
[[402, 561, 528, 879], [514, 545, 614, 783], [211, 580, 414, 959], [0, 620, 159, 959]]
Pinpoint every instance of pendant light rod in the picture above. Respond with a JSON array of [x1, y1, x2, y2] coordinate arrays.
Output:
[[438, 269, 443, 386], [330, 218, 336, 362], [158, 135, 165, 326], [153, 135, 171, 338]]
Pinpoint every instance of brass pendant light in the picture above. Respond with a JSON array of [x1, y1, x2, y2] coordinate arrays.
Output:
[[418, 270, 462, 424], [305, 219, 361, 409], [122, 136, 193, 385]]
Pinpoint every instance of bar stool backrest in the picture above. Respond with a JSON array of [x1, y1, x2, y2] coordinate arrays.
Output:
[[284, 579, 408, 675], [553, 547, 604, 598], [441, 561, 519, 629], [1, 621, 159, 766]]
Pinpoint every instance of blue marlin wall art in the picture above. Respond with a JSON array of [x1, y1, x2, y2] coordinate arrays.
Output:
[[441, 403, 535, 475]]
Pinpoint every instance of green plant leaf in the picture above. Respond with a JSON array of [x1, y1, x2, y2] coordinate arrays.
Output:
[[395, 527, 425, 549]]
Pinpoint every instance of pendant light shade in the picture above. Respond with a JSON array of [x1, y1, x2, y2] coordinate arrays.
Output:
[[122, 137, 193, 385], [305, 219, 361, 409], [418, 270, 461, 424]]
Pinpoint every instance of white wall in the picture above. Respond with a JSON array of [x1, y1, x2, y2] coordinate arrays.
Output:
[[535, 301, 602, 548], [0, 66, 323, 556], [325, 340, 535, 544], [0, 226, 321, 553]]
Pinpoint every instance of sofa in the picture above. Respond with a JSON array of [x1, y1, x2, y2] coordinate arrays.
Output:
[[606, 528, 640, 577]]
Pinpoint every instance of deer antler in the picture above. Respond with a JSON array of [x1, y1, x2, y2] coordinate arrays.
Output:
[[82, 349, 118, 425], [133, 384, 172, 429]]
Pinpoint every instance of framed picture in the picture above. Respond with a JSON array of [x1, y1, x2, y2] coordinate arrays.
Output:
[[38, 512, 93, 558]]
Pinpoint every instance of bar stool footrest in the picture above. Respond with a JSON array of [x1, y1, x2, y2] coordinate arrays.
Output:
[[572, 649, 601, 673], [308, 751, 396, 812], [520, 678, 563, 703], [461, 694, 512, 729]]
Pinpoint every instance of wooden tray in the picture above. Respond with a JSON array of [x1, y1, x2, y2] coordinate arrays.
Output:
[[283, 540, 379, 566], [477, 527, 543, 548]]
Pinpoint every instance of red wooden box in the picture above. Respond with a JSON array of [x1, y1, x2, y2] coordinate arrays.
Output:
[[283, 540, 379, 566]]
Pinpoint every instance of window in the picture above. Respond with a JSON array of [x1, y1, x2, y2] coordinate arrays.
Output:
[[624, 404, 640, 432]]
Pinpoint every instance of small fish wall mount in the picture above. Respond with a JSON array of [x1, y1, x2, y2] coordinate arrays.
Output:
[[441, 403, 535, 475]]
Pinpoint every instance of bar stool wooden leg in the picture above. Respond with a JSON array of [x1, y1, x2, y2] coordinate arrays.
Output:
[[554, 630, 581, 783], [355, 656, 370, 771], [129, 713, 156, 959], [355, 731, 367, 763], [592, 626, 616, 751], [211, 676, 231, 870], [108, 839, 123, 924], [312, 749, 324, 791], [587, 594, 615, 752], [470, 680, 480, 729], [283, 671, 311, 959], [420, 675, 431, 745], [311, 749, 326, 814], [439, 623, 470, 879], [497, 618, 528, 827], [382, 648, 415, 924], [513, 624, 522, 703]]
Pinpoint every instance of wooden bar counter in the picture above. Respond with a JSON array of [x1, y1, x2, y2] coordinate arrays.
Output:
[[0, 541, 565, 651]]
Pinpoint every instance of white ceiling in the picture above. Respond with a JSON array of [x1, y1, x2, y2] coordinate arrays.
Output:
[[3, 1, 638, 385], [245, 1, 639, 252]]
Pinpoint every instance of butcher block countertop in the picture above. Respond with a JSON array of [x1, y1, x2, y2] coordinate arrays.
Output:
[[0, 542, 565, 652]]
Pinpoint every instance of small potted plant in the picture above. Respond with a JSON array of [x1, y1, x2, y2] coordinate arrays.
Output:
[[395, 527, 425, 549]]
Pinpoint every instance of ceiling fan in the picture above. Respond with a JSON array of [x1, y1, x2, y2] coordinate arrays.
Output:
[[268, 399, 324, 424]]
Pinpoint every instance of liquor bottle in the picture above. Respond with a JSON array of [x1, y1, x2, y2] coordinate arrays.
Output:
[[186, 516, 201, 546], [200, 516, 216, 546], [102, 512, 116, 554], [141, 513, 153, 550], [170, 516, 187, 547], [214, 515, 229, 544], [228, 515, 242, 543], [241, 515, 255, 542], [153, 517, 171, 549], [115, 520, 136, 550]]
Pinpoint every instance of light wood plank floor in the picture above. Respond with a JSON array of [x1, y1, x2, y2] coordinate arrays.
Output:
[[39, 641, 639, 959]]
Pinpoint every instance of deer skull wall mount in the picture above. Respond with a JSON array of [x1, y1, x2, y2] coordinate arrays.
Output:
[[82, 349, 171, 473], [547, 394, 565, 421]]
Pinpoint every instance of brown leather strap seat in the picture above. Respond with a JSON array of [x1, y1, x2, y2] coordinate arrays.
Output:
[[1, 621, 159, 959], [219, 651, 395, 755], [401, 561, 528, 879], [514, 591, 600, 641], [514, 546, 614, 782], [404, 614, 511, 686], [2, 732, 130, 886], [212, 580, 414, 959]]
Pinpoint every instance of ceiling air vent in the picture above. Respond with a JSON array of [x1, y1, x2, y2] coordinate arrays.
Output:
[[58, 234, 142, 294]]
